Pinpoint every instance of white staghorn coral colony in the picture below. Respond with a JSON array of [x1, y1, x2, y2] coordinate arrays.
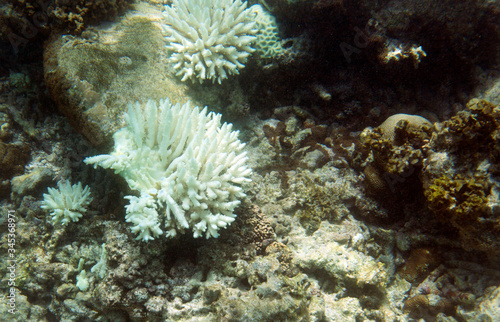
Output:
[[162, 0, 258, 84], [84, 99, 252, 241]]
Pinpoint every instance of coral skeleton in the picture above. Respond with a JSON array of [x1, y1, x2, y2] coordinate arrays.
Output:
[[84, 99, 252, 241], [382, 42, 427, 67], [162, 0, 258, 83], [41, 181, 93, 225]]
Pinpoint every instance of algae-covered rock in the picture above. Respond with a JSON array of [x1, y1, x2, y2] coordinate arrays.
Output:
[[43, 4, 200, 148], [422, 99, 500, 253]]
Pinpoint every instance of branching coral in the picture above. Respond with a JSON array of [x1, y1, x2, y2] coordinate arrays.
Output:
[[85, 99, 252, 241], [41, 181, 93, 225], [162, 0, 258, 83]]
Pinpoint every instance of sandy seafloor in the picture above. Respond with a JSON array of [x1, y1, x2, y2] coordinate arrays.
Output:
[[1, 0, 500, 321]]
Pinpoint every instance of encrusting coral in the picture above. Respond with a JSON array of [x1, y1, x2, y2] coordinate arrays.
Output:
[[425, 174, 490, 223], [85, 99, 252, 241], [249, 4, 285, 60], [423, 172, 495, 251], [361, 101, 500, 252]]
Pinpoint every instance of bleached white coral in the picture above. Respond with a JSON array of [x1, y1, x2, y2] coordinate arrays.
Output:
[[382, 42, 427, 68], [41, 181, 93, 225], [162, 0, 258, 84], [91, 244, 108, 279], [84, 99, 252, 241]]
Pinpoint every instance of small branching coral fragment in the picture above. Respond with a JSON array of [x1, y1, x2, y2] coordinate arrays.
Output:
[[41, 181, 93, 225], [84, 99, 252, 241]]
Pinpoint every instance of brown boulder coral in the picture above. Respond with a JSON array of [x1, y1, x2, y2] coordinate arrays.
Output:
[[377, 114, 433, 144]]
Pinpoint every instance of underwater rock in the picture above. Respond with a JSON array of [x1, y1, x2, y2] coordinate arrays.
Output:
[[0, 292, 48, 321], [398, 247, 438, 282], [285, 167, 360, 234], [477, 285, 500, 321], [323, 295, 364, 321], [11, 167, 54, 196], [0, 141, 29, 179], [403, 261, 500, 320], [481, 76, 500, 107], [43, 4, 199, 148], [291, 221, 388, 289], [0, 0, 133, 43]]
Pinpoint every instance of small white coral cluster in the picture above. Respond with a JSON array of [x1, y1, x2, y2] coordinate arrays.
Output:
[[84, 99, 252, 241], [382, 42, 427, 67], [162, 0, 258, 84], [41, 181, 93, 225]]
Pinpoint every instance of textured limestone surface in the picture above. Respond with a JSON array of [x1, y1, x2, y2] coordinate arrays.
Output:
[[477, 286, 500, 320], [291, 221, 388, 288]]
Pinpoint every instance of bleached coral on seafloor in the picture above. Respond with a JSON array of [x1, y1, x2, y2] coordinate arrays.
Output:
[[84, 99, 252, 241], [41, 181, 93, 225], [162, 0, 258, 84]]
